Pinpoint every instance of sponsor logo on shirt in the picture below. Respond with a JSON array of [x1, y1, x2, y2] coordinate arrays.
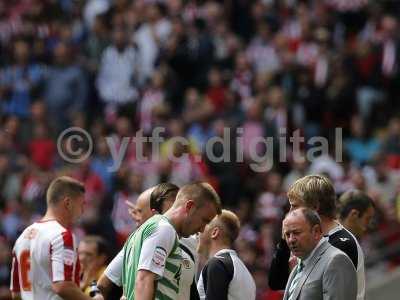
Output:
[[152, 246, 167, 267]]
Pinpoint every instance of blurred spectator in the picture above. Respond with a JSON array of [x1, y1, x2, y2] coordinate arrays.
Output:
[[28, 123, 56, 171], [345, 115, 381, 167], [96, 27, 139, 123], [383, 116, 400, 169], [0, 39, 44, 118], [0, 237, 11, 300], [78, 235, 109, 295], [134, 3, 171, 81], [43, 42, 88, 131]]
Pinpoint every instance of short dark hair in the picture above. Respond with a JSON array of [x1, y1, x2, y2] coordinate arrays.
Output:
[[46, 176, 85, 206], [81, 235, 110, 258], [339, 190, 374, 220], [150, 183, 179, 213]]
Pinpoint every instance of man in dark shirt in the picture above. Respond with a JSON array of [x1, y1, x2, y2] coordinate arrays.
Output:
[[197, 210, 256, 300], [268, 175, 364, 300]]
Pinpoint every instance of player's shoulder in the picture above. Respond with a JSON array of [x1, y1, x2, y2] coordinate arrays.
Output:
[[137, 215, 177, 243], [152, 215, 177, 235], [329, 228, 358, 249], [179, 235, 198, 254], [326, 245, 355, 268]]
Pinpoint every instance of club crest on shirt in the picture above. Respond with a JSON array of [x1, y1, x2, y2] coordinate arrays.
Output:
[[182, 258, 191, 269], [152, 246, 167, 267]]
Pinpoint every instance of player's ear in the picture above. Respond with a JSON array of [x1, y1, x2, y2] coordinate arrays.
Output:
[[63, 197, 71, 210], [185, 199, 195, 213], [349, 209, 360, 220], [210, 226, 219, 239]]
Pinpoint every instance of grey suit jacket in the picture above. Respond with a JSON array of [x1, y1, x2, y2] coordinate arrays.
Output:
[[283, 239, 357, 300]]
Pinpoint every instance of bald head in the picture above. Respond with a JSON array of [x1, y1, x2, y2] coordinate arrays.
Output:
[[133, 187, 155, 227]]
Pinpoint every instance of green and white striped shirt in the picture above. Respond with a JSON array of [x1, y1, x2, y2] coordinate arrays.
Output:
[[122, 214, 182, 300]]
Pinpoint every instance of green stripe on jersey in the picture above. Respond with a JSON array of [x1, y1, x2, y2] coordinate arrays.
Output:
[[122, 214, 181, 300], [155, 290, 174, 300], [159, 277, 179, 294]]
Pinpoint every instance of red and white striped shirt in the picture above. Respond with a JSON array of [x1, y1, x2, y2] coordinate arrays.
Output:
[[10, 220, 80, 300]]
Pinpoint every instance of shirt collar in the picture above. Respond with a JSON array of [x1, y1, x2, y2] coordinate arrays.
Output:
[[214, 248, 237, 257], [325, 222, 343, 237]]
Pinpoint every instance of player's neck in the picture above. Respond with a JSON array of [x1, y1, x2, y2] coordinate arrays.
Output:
[[208, 242, 231, 258], [163, 208, 181, 235], [320, 217, 340, 235], [42, 209, 71, 228]]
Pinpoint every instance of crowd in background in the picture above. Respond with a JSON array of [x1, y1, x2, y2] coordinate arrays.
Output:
[[1, 0, 400, 299]]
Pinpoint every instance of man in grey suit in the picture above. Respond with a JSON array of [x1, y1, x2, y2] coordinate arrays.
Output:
[[283, 208, 357, 300]]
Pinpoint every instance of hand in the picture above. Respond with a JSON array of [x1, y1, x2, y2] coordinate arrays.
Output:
[[125, 200, 136, 220], [120, 296, 127, 300], [289, 255, 298, 271]]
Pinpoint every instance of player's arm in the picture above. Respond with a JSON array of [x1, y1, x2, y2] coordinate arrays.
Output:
[[10, 251, 21, 300], [203, 257, 231, 300], [98, 249, 124, 295], [135, 270, 156, 300], [134, 223, 176, 299], [97, 274, 115, 296], [50, 231, 104, 300], [52, 281, 104, 300], [11, 292, 21, 300]]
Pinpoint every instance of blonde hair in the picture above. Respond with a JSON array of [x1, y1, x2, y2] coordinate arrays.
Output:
[[287, 175, 336, 218], [212, 209, 241, 244], [175, 182, 222, 214], [46, 176, 85, 206]]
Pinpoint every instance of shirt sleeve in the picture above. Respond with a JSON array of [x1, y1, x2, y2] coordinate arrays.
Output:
[[329, 234, 358, 269], [137, 222, 176, 277], [203, 257, 232, 300], [10, 251, 20, 292], [104, 249, 124, 287], [50, 230, 77, 282]]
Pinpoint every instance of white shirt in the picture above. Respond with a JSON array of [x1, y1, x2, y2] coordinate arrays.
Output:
[[198, 249, 256, 300], [10, 220, 80, 300], [104, 235, 199, 299], [96, 45, 139, 104]]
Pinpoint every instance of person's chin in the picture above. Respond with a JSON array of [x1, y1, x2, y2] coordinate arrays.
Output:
[[291, 249, 302, 258]]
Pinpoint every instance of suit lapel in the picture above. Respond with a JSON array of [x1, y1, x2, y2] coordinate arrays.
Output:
[[283, 263, 299, 300], [290, 240, 330, 300]]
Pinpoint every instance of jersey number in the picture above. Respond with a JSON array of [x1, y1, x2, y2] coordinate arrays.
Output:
[[20, 250, 31, 291]]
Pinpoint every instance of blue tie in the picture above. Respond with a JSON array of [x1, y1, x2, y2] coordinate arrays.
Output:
[[288, 261, 304, 300]]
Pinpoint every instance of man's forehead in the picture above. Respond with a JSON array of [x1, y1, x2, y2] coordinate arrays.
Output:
[[283, 214, 306, 228], [137, 187, 154, 207]]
